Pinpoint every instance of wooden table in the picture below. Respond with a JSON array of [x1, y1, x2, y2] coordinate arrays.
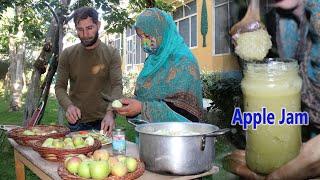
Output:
[[9, 139, 219, 180]]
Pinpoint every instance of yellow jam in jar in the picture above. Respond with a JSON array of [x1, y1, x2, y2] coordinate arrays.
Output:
[[241, 58, 302, 174]]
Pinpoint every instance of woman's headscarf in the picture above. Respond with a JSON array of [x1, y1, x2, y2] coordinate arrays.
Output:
[[135, 8, 196, 77]]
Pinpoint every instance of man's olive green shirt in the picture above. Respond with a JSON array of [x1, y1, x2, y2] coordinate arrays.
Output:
[[55, 40, 123, 123]]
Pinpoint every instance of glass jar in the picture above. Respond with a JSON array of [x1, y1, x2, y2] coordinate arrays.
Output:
[[112, 127, 126, 155], [242, 58, 302, 174]]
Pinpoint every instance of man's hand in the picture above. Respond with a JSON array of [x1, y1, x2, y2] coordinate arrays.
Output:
[[101, 111, 115, 136], [113, 98, 142, 117], [225, 135, 320, 180], [66, 105, 81, 124], [266, 134, 320, 180]]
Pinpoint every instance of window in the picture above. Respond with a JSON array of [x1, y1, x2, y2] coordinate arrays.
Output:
[[126, 27, 146, 72], [113, 34, 121, 53], [173, 0, 197, 48], [214, 0, 233, 55]]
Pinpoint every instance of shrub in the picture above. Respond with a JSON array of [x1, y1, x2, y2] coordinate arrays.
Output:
[[201, 71, 245, 148], [122, 72, 138, 98]]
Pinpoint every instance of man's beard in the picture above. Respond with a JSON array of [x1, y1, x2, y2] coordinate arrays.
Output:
[[80, 32, 99, 47]]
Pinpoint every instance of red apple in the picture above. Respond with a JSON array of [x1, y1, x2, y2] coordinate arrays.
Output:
[[66, 156, 82, 174]]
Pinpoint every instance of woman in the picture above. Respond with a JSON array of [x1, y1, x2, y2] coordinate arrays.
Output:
[[115, 8, 203, 122]]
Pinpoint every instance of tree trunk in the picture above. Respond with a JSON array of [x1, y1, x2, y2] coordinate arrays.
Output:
[[23, 19, 57, 125], [8, 6, 25, 111]]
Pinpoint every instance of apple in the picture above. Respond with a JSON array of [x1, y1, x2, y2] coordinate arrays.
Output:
[[84, 136, 95, 146], [66, 156, 82, 174], [23, 130, 35, 136], [111, 162, 127, 177], [108, 157, 119, 167], [32, 128, 45, 135], [117, 155, 127, 163], [77, 161, 91, 178], [77, 154, 88, 161], [41, 138, 53, 147], [73, 136, 85, 146], [64, 137, 72, 143], [112, 100, 123, 108], [126, 157, 138, 172], [93, 149, 109, 161], [52, 139, 64, 148], [64, 156, 72, 166], [64, 142, 75, 149], [90, 160, 110, 179]]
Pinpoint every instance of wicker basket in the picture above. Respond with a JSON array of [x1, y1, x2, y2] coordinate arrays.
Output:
[[58, 158, 145, 180], [7, 125, 70, 146], [32, 139, 102, 162]]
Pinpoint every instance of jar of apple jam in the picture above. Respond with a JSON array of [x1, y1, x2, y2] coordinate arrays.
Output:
[[242, 58, 302, 174]]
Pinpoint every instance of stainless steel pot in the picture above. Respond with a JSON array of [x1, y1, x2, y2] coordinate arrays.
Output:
[[129, 120, 229, 175]]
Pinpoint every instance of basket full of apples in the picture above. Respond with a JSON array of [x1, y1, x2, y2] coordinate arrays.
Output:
[[58, 149, 145, 180], [7, 125, 70, 146], [32, 135, 101, 162]]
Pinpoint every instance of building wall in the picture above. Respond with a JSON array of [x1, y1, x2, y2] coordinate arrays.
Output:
[[108, 0, 241, 74], [191, 0, 239, 72]]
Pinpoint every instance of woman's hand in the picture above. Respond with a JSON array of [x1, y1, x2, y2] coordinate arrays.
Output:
[[114, 98, 142, 117]]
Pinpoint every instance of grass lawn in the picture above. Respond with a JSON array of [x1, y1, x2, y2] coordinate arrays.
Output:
[[0, 94, 238, 180]]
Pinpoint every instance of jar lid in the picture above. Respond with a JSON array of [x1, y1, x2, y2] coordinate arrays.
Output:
[[113, 126, 125, 131]]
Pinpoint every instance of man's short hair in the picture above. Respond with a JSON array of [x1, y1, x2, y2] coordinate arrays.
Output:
[[73, 7, 99, 25]]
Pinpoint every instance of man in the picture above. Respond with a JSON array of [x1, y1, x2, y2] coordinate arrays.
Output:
[[55, 7, 123, 136]]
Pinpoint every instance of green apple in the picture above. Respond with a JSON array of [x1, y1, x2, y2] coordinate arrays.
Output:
[[23, 130, 35, 136], [64, 156, 72, 167], [78, 161, 91, 178], [52, 139, 64, 148], [66, 157, 82, 174], [126, 157, 138, 172], [73, 136, 85, 146], [75, 144, 86, 149], [64, 137, 72, 143], [93, 149, 109, 161], [111, 162, 127, 177], [112, 100, 123, 108], [41, 138, 54, 147], [64, 142, 75, 149], [84, 136, 95, 146], [77, 154, 88, 161], [90, 160, 110, 179], [117, 155, 127, 164]]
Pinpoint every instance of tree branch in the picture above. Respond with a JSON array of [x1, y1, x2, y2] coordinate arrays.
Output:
[[43, 1, 59, 24]]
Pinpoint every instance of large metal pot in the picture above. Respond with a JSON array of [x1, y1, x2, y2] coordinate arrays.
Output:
[[129, 120, 229, 175]]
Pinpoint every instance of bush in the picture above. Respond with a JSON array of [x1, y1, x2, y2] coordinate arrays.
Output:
[[201, 71, 245, 149], [122, 72, 138, 98]]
